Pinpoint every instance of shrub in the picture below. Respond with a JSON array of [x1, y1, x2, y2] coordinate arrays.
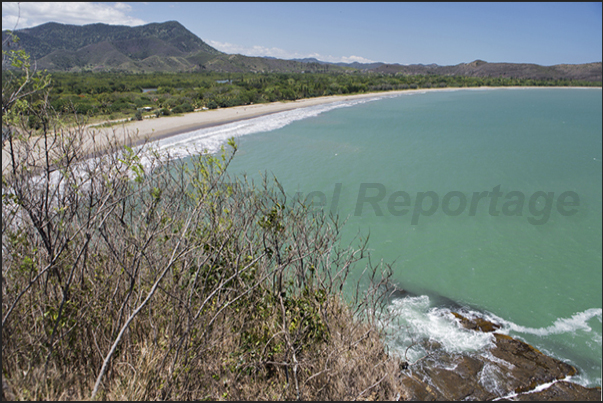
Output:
[[2, 122, 401, 400], [172, 103, 194, 114]]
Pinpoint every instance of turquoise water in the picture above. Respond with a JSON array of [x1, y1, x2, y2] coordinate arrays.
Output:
[[148, 88, 602, 387]]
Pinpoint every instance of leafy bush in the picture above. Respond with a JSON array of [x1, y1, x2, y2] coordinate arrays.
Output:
[[171, 103, 194, 114]]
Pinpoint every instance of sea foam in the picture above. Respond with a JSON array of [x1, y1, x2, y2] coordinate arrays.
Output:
[[379, 295, 495, 363], [140, 95, 394, 161], [379, 294, 601, 388], [482, 308, 602, 338]]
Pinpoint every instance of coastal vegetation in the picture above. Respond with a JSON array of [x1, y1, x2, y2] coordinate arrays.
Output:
[[15, 69, 602, 126]]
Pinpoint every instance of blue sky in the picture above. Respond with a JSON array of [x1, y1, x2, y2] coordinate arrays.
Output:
[[2, 2, 601, 65]]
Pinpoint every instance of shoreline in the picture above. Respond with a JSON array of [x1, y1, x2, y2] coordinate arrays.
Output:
[[91, 86, 600, 149], [90, 90, 416, 148], [2, 86, 600, 171]]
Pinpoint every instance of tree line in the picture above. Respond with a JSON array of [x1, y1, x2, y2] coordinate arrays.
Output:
[[8, 69, 598, 124]]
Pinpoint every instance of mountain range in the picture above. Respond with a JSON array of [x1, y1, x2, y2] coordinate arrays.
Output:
[[2, 21, 601, 82]]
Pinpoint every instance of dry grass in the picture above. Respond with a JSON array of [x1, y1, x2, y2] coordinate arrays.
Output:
[[3, 298, 407, 401]]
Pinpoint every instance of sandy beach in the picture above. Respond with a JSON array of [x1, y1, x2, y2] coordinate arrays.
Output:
[[2, 86, 598, 171], [3, 90, 404, 171], [91, 90, 421, 146]]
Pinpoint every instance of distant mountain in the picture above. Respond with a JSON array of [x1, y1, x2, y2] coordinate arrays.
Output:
[[2, 21, 353, 73], [333, 61, 385, 70], [199, 53, 349, 74], [292, 58, 385, 71], [291, 58, 330, 65], [284, 57, 601, 81], [2, 21, 226, 72], [3, 21, 601, 81], [370, 60, 602, 82]]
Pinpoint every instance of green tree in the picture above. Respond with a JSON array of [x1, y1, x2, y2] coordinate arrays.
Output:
[[2, 31, 51, 145]]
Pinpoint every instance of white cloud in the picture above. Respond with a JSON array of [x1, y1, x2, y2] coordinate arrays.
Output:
[[338, 55, 377, 64], [113, 2, 130, 11], [2, 2, 147, 30], [208, 40, 376, 64], [208, 40, 291, 59]]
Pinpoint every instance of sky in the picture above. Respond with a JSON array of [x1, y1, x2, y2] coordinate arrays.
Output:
[[2, 2, 602, 66]]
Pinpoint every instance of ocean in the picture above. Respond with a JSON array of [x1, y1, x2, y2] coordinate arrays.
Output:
[[146, 87, 602, 387]]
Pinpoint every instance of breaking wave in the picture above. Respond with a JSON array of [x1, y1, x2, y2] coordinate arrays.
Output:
[[138, 95, 396, 161], [378, 295, 495, 363], [380, 294, 601, 388]]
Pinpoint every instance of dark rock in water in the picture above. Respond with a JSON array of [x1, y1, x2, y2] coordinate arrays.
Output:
[[388, 287, 412, 300], [490, 333, 576, 394], [510, 381, 602, 401], [417, 353, 492, 400], [399, 374, 439, 401], [396, 312, 597, 401], [452, 311, 501, 332]]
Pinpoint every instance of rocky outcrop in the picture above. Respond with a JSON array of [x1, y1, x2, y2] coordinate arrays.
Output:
[[397, 313, 602, 401], [451, 312, 501, 333], [509, 381, 602, 401]]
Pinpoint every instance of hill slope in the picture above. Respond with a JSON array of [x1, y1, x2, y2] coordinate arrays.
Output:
[[2, 21, 223, 72]]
